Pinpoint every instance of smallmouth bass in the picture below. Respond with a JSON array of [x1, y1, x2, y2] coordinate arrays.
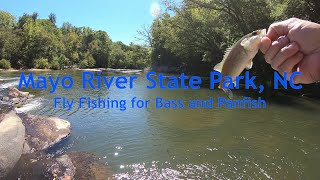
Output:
[[214, 29, 266, 99]]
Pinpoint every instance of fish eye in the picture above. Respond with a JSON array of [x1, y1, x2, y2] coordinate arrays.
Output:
[[252, 32, 258, 36]]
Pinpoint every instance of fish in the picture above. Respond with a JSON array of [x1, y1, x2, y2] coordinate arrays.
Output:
[[214, 29, 266, 99]]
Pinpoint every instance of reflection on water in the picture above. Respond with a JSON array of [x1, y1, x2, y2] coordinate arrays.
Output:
[[1, 70, 320, 179]]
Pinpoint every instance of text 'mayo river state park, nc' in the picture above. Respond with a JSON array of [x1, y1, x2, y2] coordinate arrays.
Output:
[[17, 71, 302, 110]]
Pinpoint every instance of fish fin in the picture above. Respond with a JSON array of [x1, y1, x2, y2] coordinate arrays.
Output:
[[245, 59, 253, 70], [220, 87, 234, 99], [213, 47, 232, 72], [218, 84, 234, 99], [214, 62, 223, 72], [223, 47, 232, 61]]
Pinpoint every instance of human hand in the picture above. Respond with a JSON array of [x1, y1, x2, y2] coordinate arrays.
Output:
[[260, 18, 320, 84]]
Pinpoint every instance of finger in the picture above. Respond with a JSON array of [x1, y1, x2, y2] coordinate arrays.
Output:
[[264, 36, 290, 64], [278, 52, 304, 80], [267, 18, 296, 41], [259, 37, 271, 54], [294, 66, 305, 84], [271, 42, 300, 71], [294, 59, 316, 84]]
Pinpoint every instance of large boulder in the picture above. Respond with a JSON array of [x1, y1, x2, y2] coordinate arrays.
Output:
[[0, 111, 26, 179], [1, 87, 73, 178], [0, 104, 13, 123], [18, 113, 71, 153]]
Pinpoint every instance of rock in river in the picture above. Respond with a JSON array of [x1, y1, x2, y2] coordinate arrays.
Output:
[[18, 113, 71, 153], [6, 152, 112, 180], [6, 87, 36, 108], [0, 104, 13, 123], [1, 87, 72, 179], [67, 152, 112, 179], [8, 87, 30, 98], [0, 110, 25, 179]]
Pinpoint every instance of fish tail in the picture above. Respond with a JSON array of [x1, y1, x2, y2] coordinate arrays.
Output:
[[219, 86, 234, 99]]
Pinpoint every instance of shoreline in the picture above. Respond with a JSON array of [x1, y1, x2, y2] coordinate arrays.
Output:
[[0, 67, 144, 71], [0, 67, 145, 74], [0, 84, 112, 179]]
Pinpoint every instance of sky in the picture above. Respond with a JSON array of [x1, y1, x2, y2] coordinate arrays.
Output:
[[0, 0, 163, 44]]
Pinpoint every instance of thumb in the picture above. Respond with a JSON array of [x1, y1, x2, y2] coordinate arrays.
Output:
[[259, 37, 271, 54], [267, 18, 296, 41]]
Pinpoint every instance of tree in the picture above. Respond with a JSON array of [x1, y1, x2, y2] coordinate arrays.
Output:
[[61, 22, 73, 34], [32, 12, 38, 21], [137, 25, 153, 47], [49, 13, 57, 25], [87, 30, 112, 68], [0, 10, 150, 70], [0, 11, 15, 28], [19, 18, 63, 68], [109, 43, 127, 68], [276, 0, 320, 23], [0, 28, 22, 67]]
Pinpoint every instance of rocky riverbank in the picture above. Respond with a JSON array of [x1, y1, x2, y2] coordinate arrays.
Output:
[[0, 86, 112, 179]]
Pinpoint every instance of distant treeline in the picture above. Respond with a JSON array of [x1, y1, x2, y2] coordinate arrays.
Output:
[[0, 11, 150, 70]]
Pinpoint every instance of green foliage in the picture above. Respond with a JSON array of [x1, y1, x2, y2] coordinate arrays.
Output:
[[146, 0, 319, 77], [0, 11, 149, 70], [48, 13, 56, 25], [2, 0, 319, 78], [50, 60, 60, 70], [109, 42, 127, 68], [33, 58, 49, 69], [80, 53, 96, 68], [54, 55, 69, 70], [275, 0, 320, 23], [31, 12, 38, 21], [79, 59, 89, 69], [87, 55, 96, 68], [0, 59, 11, 69], [109, 42, 150, 69], [0, 11, 15, 28]]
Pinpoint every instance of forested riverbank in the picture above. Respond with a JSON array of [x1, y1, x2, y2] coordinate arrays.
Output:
[[0, 11, 150, 70], [144, 0, 319, 96], [145, 0, 319, 76]]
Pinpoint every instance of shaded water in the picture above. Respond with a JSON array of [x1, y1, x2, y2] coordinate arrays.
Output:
[[1, 70, 320, 179]]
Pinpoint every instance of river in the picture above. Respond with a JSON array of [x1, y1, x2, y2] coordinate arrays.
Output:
[[1, 70, 320, 179]]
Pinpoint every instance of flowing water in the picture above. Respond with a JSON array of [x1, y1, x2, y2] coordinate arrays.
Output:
[[1, 70, 320, 179]]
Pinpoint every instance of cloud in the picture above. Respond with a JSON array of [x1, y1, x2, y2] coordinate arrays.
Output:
[[150, 1, 161, 18]]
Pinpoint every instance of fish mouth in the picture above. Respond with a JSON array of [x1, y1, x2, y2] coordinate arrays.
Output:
[[257, 29, 267, 37]]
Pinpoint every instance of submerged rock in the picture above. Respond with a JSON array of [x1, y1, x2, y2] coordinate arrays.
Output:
[[6, 152, 112, 180], [18, 113, 71, 153], [49, 154, 76, 179], [67, 152, 112, 179], [0, 111, 26, 179]]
